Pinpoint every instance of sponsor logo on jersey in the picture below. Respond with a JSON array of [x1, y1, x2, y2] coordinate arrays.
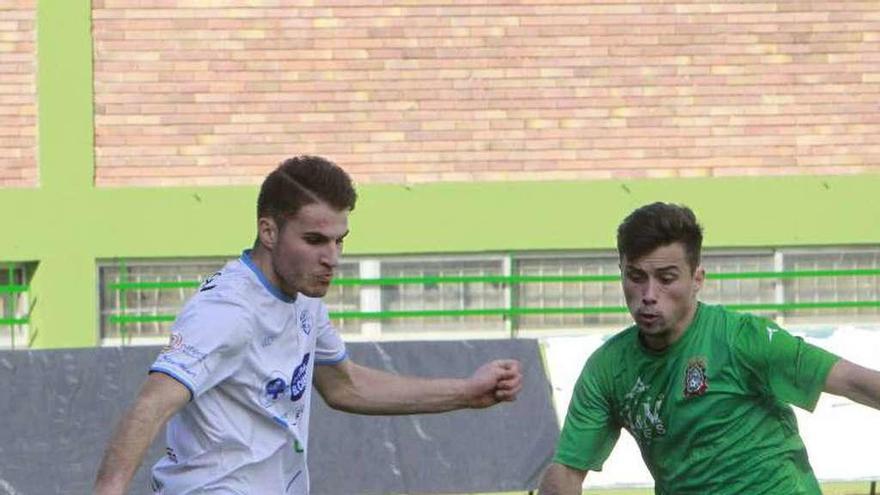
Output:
[[261, 370, 289, 407], [262, 334, 278, 347], [160, 333, 207, 363], [290, 353, 311, 401], [161, 333, 183, 353], [621, 376, 666, 446], [165, 447, 178, 463], [156, 354, 199, 378], [199, 271, 221, 292], [260, 353, 312, 408], [266, 377, 287, 400], [684, 357, 709, 398], [274, 403, 306, 429], [299, 310, 312, 335]]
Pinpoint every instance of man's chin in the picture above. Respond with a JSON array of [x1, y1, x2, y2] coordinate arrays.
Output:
[[300, 286, 329, 298], [636, 321, 666, 335]]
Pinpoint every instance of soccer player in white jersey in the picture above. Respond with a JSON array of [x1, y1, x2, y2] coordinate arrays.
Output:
[[94, 156, 523, 494]]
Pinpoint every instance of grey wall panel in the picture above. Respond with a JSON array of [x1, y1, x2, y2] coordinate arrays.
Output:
[[0, 347, 164, 495], [309, 339, 559, 494], [0, 339, 558, 495]]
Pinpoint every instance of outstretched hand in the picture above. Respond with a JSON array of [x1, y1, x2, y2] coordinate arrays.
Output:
[[465, 359, 523, 408]]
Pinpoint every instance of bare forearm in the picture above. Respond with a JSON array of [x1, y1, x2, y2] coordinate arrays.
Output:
[[94, 373, 189, 494], [825, 359, 880, 411], [315, 358, 521, 415], [539, 463, 587, 495], [846, 366, 880, 410], [94, 404, 167, 494], [329, 366, 469, 414]]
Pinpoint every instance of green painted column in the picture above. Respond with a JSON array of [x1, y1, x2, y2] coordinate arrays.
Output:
[[29, 0, 96, 348]]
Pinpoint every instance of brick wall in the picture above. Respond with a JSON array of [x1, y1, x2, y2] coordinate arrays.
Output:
[[92, 1, 880, 186], [0, 0, 37, 187]]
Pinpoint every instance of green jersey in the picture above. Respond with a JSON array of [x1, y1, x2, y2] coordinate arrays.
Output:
[[554, 303, 840, 494]]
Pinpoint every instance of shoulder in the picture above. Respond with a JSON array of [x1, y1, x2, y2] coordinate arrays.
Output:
[[175, 260, 258, 333], [696, 302, 750, 327], [599, 325, 638, 351], [586, 325, 638, 369], [694, 303, 762, 340]]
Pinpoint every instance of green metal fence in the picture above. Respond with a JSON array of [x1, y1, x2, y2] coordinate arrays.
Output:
[[0, 263, 31, 349], [104, 265, 880, 334]]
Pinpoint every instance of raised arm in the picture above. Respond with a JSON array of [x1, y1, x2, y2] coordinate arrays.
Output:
[[94, 372, 190, 495], [312, 358, 522, 414], [824, 358, 880, 410], [538, 462, 588, 495]]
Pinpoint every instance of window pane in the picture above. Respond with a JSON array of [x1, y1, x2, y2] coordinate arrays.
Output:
[[321, 260, 361, 335], [380, 257, 506, 334], [99, 259, 225, 342], [0, 263, 30, 349], [782, 249, 880, 325], [516, 254, 629, 330], [700, 251, 777, 318]]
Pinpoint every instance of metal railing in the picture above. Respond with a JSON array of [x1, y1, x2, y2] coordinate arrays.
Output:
[[1, 263, 30, 349], [105, 268, 880, 326]]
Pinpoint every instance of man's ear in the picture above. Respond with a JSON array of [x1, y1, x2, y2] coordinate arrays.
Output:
[[693, 265, 706, 294], [257, 217, 279, 250]]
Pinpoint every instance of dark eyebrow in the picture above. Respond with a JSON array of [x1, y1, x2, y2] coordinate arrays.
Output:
[[303, 230, 350, 240], [656, 266, 681, 272]]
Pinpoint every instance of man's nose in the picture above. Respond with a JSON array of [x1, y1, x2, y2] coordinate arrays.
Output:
[[642, 278, 658, 305], [321, 243, 340, 268]]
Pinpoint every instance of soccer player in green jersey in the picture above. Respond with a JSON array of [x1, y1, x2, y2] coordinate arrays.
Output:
[[539, 202, 880, 495]]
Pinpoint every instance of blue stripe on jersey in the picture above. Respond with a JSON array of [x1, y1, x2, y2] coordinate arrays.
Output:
[[240, 249, 296, 303], [149, 367, 197, 401], [316, 350, 348, 365]]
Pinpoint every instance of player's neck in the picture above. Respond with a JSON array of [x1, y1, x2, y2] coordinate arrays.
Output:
[[249, 246, 294, 298]]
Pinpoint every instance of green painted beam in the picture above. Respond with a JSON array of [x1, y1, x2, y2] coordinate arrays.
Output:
[[2, 0, 879, 348], [348, 174, 880, 254], [18, 174, 880, 259]]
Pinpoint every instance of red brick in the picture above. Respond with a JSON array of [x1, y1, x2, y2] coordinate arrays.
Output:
[[85, 0, 880, 186], [0, 0, 35, 187]]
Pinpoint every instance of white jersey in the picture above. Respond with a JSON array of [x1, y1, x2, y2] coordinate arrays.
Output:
[[148, 250, 347, 494]]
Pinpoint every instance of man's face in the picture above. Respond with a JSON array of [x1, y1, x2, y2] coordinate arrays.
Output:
[[620, 242, 704, 349], [265, 202, 349, 298]]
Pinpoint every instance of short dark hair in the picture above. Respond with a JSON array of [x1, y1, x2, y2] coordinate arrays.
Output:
[[617, 202, 703, 271], [257, 156, 357, 228]]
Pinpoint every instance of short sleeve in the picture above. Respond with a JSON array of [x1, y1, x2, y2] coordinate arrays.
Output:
[[732, 315, 840, 411], [313, 301, 346, 365], [149, 296, 252, 399], [553, 353, 621, 471]]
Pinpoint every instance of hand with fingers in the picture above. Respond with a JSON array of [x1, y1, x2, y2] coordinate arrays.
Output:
[[465, 359, 523, 408]]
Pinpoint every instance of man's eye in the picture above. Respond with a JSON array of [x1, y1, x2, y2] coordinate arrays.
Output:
[[660, 276, 677, 284], [627, 272, 646, 282]]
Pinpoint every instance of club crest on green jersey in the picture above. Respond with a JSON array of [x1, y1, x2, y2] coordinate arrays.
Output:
[[684, 357, 708, 398]]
